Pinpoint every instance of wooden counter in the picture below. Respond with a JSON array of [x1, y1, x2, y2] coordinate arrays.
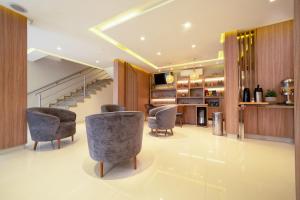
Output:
[[177, 104, 208, 126], [239, 102, 294, 142]]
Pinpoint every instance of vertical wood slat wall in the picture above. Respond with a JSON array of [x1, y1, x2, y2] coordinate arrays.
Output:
[[113, 59, 150, 114], [294, 0, 300, 199], [244, 20, 294, 138], [0, 6, 27, 149], [224, 31, 240, 135]]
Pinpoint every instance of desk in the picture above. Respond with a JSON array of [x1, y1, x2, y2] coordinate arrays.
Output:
[[239, 102, 294, 140], [177, 104, 208, 126]]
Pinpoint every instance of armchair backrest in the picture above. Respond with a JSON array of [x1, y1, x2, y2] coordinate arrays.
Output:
[[101, 104, 125, 113], [27, 107, 76, 122], [85, 111, 144, 163], [155, 105, 177, 129]]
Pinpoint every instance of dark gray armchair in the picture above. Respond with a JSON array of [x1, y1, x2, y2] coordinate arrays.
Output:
[[101, 104, 125, 113], [27, 107, 76, 150], [148, 105, 177, 136], [85, 111, 144, 177]]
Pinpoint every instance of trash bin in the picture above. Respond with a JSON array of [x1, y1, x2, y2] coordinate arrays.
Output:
[[212, 112, 223, 136]]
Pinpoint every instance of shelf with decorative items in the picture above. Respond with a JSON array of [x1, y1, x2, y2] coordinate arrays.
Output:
[[203, 76, 224, 119]]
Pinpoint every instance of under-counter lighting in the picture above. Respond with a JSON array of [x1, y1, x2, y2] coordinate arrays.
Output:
[[152, 98, 176, 102], [177, 80, 189, 84], [205, 77, 224, 82], [206, 87, 224, 91], [190, 79, 202, 83], [177, 89, 189, 93]]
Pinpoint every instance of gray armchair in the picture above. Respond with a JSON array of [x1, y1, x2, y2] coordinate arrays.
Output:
[[101, 104, 125, 113], [27, 107, 76, 150], [148, 105, 177, 136], [85, 111, 144, 177]]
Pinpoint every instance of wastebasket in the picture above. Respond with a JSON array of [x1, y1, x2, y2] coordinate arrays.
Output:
[[212, 112, 223, 136]]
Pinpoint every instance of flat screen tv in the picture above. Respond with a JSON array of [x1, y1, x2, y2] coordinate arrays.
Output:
[[154, 73, 167, 85]]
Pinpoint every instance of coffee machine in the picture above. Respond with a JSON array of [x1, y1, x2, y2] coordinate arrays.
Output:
[[281, 78, 294, 105]]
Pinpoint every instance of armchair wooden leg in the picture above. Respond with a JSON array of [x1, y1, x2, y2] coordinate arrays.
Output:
[[99, 161, 104, 177], [171, 129, 174, 135], [33, 141, 38, 151], [155, 129, 158, 136], [133, 156, 137, 170], [57, 139, 61, 149], [71, 135, 74, 142]]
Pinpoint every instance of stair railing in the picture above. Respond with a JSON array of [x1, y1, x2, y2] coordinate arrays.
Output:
[[27, 68, 111, 107]]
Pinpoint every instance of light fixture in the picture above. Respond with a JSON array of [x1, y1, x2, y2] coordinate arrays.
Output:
[[220, 33, 225, 44], [206, 87, 224, 91], [218, 50, 224, 59], [160, 57, 224, 69], [183, 21, 192, 29], [192, 44, 196, 48], [166, 73, 174, 84], [56, 46, 62, 51], [157, 52, 161, 56], [190, 79, 202, 83], [140, 36, 145, 41], [96, 60, 100, 64], [177, 89, 189, 93], [190, 69, 198, 80], [177, 80, 189, 84], [269, 0, 276, 2], [152, 98, 176, 102]]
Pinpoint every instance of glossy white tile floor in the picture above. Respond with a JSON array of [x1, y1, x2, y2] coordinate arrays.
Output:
[[0, 123, 295, 200]]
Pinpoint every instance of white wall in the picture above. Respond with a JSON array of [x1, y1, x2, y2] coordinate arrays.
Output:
[[27, 56, 87, 107], [70, 82, 113, 122]]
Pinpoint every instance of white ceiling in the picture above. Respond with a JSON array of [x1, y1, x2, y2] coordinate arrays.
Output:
[[0, 0, 294, 72]]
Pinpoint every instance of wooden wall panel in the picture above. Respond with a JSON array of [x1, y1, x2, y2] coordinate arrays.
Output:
[[113, 59, 150, 113], [257, 108, 294, 138], [224, 32, 239, 134], [294, 0, 300, 199], [256, 20, 294, 103], [244, 107, 258, 134], [0, 6, 27, 149]]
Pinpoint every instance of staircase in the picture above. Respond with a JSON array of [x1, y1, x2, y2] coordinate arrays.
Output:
[[28, 67, 112, 109], [49, 79, 112, 109]]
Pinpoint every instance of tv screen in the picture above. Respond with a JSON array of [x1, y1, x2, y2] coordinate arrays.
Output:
[[154, 73, 167, 85]]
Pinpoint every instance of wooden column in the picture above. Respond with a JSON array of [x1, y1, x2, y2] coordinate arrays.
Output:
[[0, 6, 27, 149], [113, 59, 150, 113], [224, 31, 239, 135], [295, 0, 300, 199]]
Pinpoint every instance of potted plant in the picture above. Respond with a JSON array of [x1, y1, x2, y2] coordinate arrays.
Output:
[[265, 90, 277, 103]]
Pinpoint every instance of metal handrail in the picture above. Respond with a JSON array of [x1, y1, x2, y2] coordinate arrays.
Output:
[[27, 67, 95, 95], [27, 67, 110, 107]]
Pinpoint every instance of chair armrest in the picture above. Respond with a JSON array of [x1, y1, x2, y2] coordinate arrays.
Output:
[[27, 112, 60, 140]]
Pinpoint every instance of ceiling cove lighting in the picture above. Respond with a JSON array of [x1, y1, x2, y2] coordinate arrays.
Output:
[[220, 33, 225, 44], [160, 58, 224, 69], [89, 0, 174, 70], [94, 0, 175, 31], [27, 48, 103, 69], [89, 29, 158, 69], [205, 77, 225, 82]]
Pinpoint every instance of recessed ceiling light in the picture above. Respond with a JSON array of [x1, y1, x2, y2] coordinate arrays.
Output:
[[192, 44, 196, 48], [269, 0, 276, 2], [140, 36, 145, 41], [157, 52, 161, 56], [170, 67, 174, 70], [56, 46, 62, 51], [183, 21, 192, 29], [96, 60, 100, 64]]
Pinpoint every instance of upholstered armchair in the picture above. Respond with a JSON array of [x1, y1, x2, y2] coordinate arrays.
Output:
[[27, 107, 76, 150], [101, 104, 125, 113], [148, 105, 177, 136], [85, 111, 144, 177]]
